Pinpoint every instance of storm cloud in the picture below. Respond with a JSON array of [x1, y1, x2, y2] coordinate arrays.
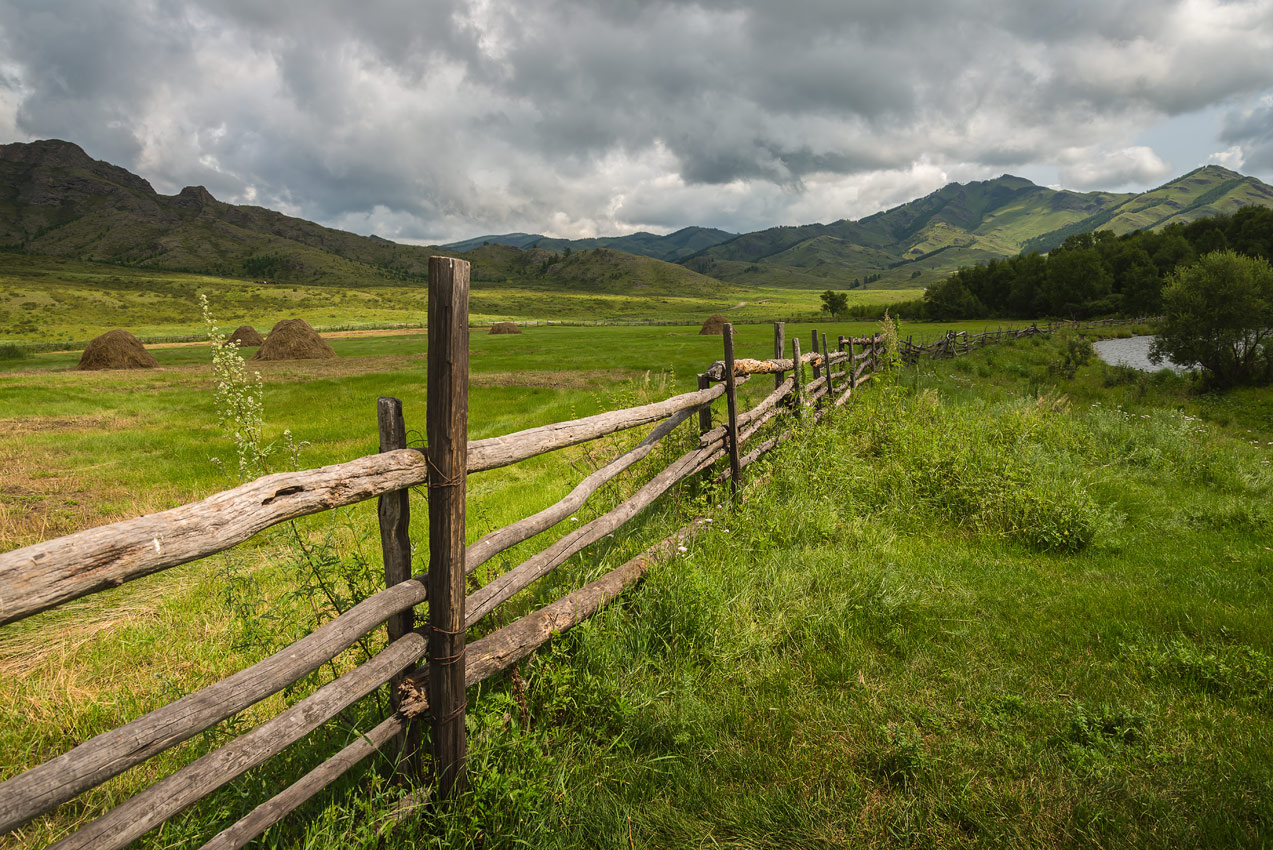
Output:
[[2, 0, 1271, 241]]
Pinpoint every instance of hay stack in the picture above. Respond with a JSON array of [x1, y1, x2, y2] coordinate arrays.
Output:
[[76, 329, 158, 370], [698, 314, 731, 335], [228, 325, 265, 346], [489, 322, 522, 335], [251, 319, 337, 361]]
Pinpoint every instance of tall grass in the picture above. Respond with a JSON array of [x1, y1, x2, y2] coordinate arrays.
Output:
[[2, 329, 1270, 848]]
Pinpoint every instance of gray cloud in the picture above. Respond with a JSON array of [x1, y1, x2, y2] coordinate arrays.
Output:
[[1, 0, 1271, 241], [1222, 97, 1273, 172]]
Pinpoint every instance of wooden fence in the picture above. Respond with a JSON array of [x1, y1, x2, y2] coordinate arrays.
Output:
[[0, 258, 891, 849], [0, 286, 1150, 846], [900, 316, 1156, 364]]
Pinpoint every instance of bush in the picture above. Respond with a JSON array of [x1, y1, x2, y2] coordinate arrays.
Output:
[[0, 343, 31, 361], [1151, 251, 1273, 387]]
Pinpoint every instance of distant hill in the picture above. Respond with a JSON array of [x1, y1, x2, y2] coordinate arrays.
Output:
[[681, 167, 1273, 289], [444, 226, 737, 262], [4, 140, 1272, 296], [0, 139, 738, 299], [1020, 166, 1273, 253]]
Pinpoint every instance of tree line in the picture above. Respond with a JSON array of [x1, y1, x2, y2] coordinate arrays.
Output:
[[920, 206, 1273, 320]]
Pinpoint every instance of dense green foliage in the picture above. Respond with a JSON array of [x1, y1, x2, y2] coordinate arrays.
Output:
[[1151, 251, 1273, 386], [820, 289, 849, 317], [923, 206, 1273, 320]]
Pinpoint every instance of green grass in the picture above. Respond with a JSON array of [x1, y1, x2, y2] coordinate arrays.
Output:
[[1, 326, 1270, 848], [0, 253, 923, 344]]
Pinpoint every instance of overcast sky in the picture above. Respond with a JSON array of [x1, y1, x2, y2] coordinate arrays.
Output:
[[2, 0, 1272, 244]]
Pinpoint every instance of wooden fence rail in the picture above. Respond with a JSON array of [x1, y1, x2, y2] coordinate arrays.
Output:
[[899, 316, 1157, 364], [1, 299, 1113, 846]]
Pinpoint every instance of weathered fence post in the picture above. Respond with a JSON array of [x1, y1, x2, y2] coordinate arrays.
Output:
[[773, 321, 786, 390], [810, 330, 821, 387], [696, 373, 712, 436], [722, 323, 742, 494], [847, 336, 857, 389], [377, 396, 420, 780], [427, 255, 469, 801], [791, 336, 803, 418], [820, 332, 833, 404]]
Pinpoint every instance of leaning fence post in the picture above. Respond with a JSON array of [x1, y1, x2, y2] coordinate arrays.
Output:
[[377, 396, 420, 780], [791, 336, 804, 418], [696, 373, 712, 436], [427, 255, 469, 801], [722, 323, 742, 494], [773, 321, 786, 390]]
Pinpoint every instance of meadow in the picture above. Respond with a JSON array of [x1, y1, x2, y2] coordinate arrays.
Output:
[[0, 253, 923, 346], [0, 318, 1269, 848]]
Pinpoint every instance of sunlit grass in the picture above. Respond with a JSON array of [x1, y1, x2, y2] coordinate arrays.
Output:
[[2, 326, 1269, 848]]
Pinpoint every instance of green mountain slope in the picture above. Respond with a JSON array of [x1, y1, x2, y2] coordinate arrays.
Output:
[[444, 225, 737, 262], [0, 140, 738, 300], [1022, 166, 1273, 253], [682, 176, 1141, 288], [684, 167, 1273, 289]]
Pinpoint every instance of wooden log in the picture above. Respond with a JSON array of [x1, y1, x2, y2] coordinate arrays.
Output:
[[199, 713, 408, 850], [376, 397, 418, 779], [696, 373, 712, 435], [468, 408, 694, 573], [698, 376, 790, 447], [0, 449, 432, 626], [0, 383, 727, 627], [426, 255, 468, 800], [737, 404, 782, 446], [47, 632, 428, 850], [773, 322, 786, 390], [466, 382, 724, 472], [0, 570, 427, 834], [723, 324, 743, 493], [464, 437, 724, 627], [399, 522, 700, 718], [702, 353, 821, 382]]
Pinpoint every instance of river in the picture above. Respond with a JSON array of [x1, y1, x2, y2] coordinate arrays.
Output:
[[1091, 335, 1191, 374]]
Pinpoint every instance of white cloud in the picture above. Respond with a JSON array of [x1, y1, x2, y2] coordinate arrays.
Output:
[[1208, 146, 1246, 170], [1059, 146, 1173, 190]]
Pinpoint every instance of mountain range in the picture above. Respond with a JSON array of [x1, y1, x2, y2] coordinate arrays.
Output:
[[456, 168, 1273, 289], [3, 139, 1272, 294]]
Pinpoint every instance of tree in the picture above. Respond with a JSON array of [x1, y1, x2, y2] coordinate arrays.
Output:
[[1151, 251, 1273, 387], [1042, 247, 1112, 317], [820, 289, 849, 318]]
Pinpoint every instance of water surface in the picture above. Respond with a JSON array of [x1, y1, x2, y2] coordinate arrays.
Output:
[[1092, 335, 1191, 374]]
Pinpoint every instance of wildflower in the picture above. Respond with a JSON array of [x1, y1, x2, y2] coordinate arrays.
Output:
[[677, 545, 688, 553], [570, 516, 578, 522]]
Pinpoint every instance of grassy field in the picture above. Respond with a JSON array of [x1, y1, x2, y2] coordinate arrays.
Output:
[[1, 322, 1269, 848], [0, 253, 924, 345]]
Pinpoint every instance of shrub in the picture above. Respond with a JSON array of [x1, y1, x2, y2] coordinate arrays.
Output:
[[1151, 250, 1273, 386]]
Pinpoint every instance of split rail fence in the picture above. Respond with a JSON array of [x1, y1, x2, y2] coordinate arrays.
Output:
[[0, 276, 1143, 846], [0, 258, 891, 849], [900, 316, 1157, 364]]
